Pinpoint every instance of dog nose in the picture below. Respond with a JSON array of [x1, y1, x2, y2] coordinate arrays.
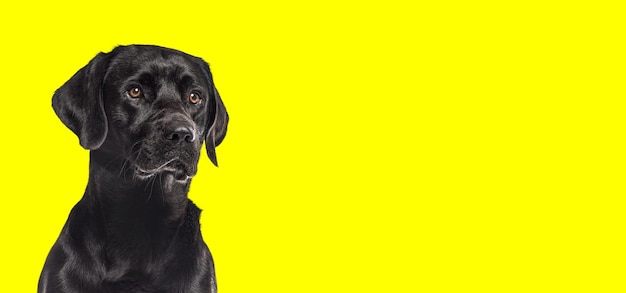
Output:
[[165, 124, 195, 143]]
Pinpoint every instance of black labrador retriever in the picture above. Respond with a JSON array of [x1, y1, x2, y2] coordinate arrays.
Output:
[[38, 45, 228, 293]]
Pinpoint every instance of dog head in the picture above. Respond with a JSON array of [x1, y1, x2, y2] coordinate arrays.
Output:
[[52, 45, 228, 181]]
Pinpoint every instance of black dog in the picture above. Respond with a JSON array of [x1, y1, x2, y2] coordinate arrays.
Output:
[[38, 45, 228, 293]]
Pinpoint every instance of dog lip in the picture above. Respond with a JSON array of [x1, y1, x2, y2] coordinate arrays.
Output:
[[169, 161, 195, 179], [134, 159, 195, 179]]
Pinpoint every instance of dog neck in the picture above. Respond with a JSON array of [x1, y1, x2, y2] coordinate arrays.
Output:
[[83, 150, 194, 257]]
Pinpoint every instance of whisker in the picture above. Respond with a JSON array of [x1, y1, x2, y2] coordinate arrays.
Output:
[[159, 174, 165, 207], [144, 175, 158, 203]]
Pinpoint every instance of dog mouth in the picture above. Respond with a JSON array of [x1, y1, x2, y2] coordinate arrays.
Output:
[[134, 158, 194, 181]]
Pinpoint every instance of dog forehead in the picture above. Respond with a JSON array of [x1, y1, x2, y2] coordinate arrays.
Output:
[[126, 52, 192, 69], [106, 46, 205, 82]]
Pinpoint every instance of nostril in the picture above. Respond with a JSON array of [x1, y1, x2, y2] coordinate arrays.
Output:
[[184, 132, 195, 142], [167, 133, 177, 141]]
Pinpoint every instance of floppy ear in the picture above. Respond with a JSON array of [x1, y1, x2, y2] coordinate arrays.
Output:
[[205, 83, 229, 167], [52, 52, 110, 150]]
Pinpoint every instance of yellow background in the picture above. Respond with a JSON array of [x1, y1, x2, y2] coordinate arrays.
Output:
[[0, 1, 623, 292]]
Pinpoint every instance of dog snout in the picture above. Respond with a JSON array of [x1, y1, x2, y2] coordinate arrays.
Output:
[[164, 120, 196, 143]]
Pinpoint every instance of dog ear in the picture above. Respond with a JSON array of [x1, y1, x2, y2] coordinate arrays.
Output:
[[52, 52, 110, 150], [205, 82, 229, 167]]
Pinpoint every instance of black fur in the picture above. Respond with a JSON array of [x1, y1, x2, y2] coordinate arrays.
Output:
[[39, 45, 228, 293]]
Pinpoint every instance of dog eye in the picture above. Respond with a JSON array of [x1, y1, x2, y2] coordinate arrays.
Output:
[[128, 87, 142, 98], [189, 92, 201, 104]]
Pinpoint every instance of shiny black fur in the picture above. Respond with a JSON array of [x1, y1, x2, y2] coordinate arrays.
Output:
[[39, 45, 228, 293]]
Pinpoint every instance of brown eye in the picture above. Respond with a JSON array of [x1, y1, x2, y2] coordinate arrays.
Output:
[[128, 87, 142, 98], [189, 92, 201, 104]]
